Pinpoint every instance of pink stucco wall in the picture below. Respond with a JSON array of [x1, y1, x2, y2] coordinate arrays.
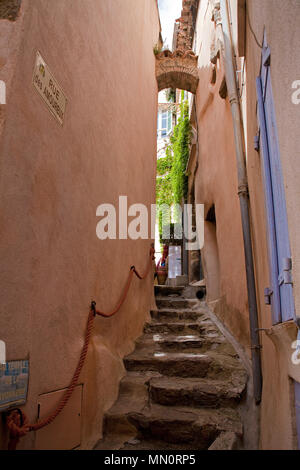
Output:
[[0, 0, 160, 449], [237, 0, 300, 450], [190, 0, 250, 351], [191, 0, 300, 450]]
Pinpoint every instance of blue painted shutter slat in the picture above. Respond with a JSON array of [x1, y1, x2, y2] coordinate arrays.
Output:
[[256, 36, 295, 324], [263, 75, 294, 322], [256, 77, 281, 324]]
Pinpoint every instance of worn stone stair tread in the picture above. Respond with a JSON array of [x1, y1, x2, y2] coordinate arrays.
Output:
[[145, 319, 218, 328], [120, 405, 242, 448], [124, 349, 245, 380], [151, 311, 209, 323], [155, 298, 199, 309], [144, 321, 218, 335], [121, 438, 198, 450], [152, 307, 207, 314], [97, 435, 199, 451], [124, 350, 212, 377], [118, 370, 247, 409], [135, 334, 238, 357], [135, 333, 224, 350], [125, 349, 243, 368], [130, 403, 242, 429], [96, 292, 248, 451], [149, 376, 246, 407], [154, 285, 185, 295], [151, 308, 207, 315], [106, 399, 242, 430]]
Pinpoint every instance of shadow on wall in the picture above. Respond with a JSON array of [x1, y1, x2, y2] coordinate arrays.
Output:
[[203, 204, 220, 302], [0, 0, 21, 21]]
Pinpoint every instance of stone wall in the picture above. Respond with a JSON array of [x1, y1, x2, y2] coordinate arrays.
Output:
[[175, 0, 200, 51], [0, 0, 21, 21]]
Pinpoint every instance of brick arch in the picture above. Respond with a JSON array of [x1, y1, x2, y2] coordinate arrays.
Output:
[[155, 50, 199, 94]]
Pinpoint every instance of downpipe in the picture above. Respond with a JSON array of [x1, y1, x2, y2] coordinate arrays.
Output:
[[215, 0, 262, 403]]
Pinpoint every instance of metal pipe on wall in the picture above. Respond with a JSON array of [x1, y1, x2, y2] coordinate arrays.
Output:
[[215, 0, 262, 403]]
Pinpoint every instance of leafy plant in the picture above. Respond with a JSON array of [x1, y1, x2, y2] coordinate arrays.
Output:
[[157, 147, 173, 176], [165, 88, 176, 103], [153, 44, 162, 55], [170, 92, 191, 205], [156, 91, 191, 243]]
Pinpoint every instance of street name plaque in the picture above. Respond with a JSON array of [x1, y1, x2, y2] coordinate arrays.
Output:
[[32, 51, 67, 125]]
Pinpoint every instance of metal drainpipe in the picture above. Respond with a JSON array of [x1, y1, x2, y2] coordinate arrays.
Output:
[[215, 0, 262, 403]]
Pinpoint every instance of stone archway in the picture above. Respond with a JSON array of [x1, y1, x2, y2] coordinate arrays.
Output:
[[155, 49, 199, 94]]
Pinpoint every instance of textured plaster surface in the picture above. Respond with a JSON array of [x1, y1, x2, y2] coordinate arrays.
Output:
[[238, 0, 300, 451], [0, 0, 160, 449], [190, 0, 250, 351]]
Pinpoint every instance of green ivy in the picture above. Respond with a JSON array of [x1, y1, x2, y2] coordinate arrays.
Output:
[[156, 92, 191, 243], [170, 92, 191, 205], [157, 147, 173, 176]]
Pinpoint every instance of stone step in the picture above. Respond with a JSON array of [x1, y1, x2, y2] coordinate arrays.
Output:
[[118, 372, 247, 409], [144, 320, 219, 335], [121, 438, 198, 451], [123, 349, 244, 379], [135, 333, 225, 352], [151, 308, 207, 322], [104, 400, 243, 448], [95, 294, 248, 451], [154, 285, 184, 297], [156, 298, 199, 310], [97, 435, 200, 451], [149, 376, 246, 408], [95, 428, 240, 451], [124, 351, 213, 378], [124, 348, 246, 380]]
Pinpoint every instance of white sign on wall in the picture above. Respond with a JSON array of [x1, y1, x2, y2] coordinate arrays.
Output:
[[32, 51, 67, 125], [168, 245, 182, 279]]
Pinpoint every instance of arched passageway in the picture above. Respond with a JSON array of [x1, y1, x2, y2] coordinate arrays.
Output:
[[155, 49, 199, 94]]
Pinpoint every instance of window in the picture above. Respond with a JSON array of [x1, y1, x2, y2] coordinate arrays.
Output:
[[161, 111, 167, 136], [157, 110, 172, 139]]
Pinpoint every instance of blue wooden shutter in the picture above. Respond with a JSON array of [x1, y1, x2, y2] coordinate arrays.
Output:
[[256, 37, 295, 324], [256, 76, 281, 324]]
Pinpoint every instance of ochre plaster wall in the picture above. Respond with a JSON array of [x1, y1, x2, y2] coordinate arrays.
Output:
[[236, 0, 300, 450], [191, 0, 250, 351], [0, 0, 160, 449]]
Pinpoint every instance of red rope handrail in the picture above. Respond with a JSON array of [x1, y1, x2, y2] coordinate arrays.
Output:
[[5, 246, 155, 450]]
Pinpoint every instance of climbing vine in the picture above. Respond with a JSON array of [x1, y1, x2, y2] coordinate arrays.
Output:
[[156, 91, 191, 243], [170, 92, 191, 205], [157, 146, 173, 176]]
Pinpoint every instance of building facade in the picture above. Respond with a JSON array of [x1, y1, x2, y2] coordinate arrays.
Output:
[[0, 0, 160, 449], [185, 0, 300, 450]]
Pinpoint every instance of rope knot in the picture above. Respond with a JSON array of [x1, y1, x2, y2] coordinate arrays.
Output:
[[6, 409, 30, 450]]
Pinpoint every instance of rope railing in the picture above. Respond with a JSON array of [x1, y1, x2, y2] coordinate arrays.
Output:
[[5, 246, 155, 450]]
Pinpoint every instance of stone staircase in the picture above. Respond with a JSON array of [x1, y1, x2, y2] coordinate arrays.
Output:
[[95, 286, 248, 450]]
